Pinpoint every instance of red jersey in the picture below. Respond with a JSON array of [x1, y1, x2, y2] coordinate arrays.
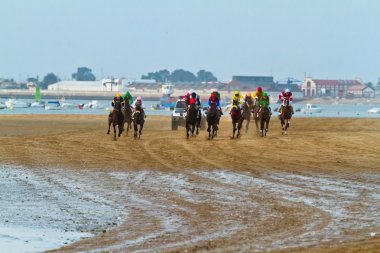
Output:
[[279, 91, 293, 101]]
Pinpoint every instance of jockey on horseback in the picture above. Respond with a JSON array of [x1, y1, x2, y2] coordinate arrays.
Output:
[[208, 90, 223, 115], [132, 96, 146, 119], [245, 92, 253, 103], [111, 92, 125, 125], [258, 92, 271, 116], [252, 86, 265, 100], [188, 92, 202, 118], [278, 88, 294, 115], [122, 90, 134, 107], [230, 91, 243, 114]]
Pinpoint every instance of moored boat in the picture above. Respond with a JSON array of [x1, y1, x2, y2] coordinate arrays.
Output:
[[5, 99, 30, 108], [301, 104, 323, 113], [367, 108, 380, 114], [45, 101, 61, 110]]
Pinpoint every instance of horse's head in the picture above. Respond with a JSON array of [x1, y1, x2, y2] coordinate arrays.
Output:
[[283, 97, 290, 106], [231, 105, 241, 117], [114, 100, 122, 111]]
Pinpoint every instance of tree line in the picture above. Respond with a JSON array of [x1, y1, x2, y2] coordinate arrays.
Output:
[[141, 69, 218, 83]]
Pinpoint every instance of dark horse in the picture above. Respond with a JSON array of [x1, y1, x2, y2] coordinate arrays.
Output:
[[252, 98, 260, 135], [259, 105, 271, 137], [207, 102, 218, 139], [107, 100, 123, 140], [279, 98, 292, 135], [230, 105, 244, 138], [133, 105, 144, 139], [186, 104, 199, 138], [123, 100, 133, 136], [242, 99, 254, 133]]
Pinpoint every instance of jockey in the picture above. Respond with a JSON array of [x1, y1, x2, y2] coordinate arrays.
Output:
[[112, 92, 124, 107], [278, 88, 294, 115], [122, 90, 134, 106], [230, 91, 243, 114], [252, 86, 264, 100], [111, 92, 124, 126], [258, 92, 271, 116], [245, 92, 253, 103], [132, 96, 146, 118], [208, 90, 223, 115], [188, 92, 202, 118]]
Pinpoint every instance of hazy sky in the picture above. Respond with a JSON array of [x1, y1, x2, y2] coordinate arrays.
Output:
[[1, 0, 379, 83]]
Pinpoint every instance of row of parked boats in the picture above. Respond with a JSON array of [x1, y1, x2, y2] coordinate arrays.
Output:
[[0, 99, 101, 110]]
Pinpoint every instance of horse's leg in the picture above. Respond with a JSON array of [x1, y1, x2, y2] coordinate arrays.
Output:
[[255, 118, 259, 135], [191, 123, 195, 136], [113, 123, 116, 140], [260, 118, 264, 137], [133, 122, 137, 139], [186, 121, 190, 139], [232, 121, 236, 139], [238, 118, 243, 138], [138, 123, 143, 139], [107, 116, 111, 134], [265, 118, 270, 136]]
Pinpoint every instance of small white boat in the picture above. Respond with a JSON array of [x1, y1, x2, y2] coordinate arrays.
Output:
[[45, 101, 61, 110], [5, 99, 30, 108], [83, 100, 100, 109], [368, 108, 380, 114], [30, 101, 45, 108], [301, 104, 323, 113], [60, 102, 75, 109]]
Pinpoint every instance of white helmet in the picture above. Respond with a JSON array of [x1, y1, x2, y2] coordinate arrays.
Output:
[[285, 89, 290, 93]]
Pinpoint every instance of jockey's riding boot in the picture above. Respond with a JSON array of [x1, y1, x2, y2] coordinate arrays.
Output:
[[291, 106, 294, 114]]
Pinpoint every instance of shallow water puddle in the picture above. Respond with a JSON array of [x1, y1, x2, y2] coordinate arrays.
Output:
[[1, 165, 379, 252]]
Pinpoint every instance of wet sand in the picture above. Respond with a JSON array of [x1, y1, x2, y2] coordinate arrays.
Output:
[[0, 115, 379, 252]]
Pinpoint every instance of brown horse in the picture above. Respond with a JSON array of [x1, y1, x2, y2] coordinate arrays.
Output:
[[107, 100, 123, 140], [133, 105, 144, 139], [279, 98, 292, 135], [242, 99, 254, 133], [259, 105, 271, 137], [252, 98, 260, 135], [207, 102, 218, 139], [185, 104, 199, 139], [123, 100, 133, 136], [230, 105, 244, 138]]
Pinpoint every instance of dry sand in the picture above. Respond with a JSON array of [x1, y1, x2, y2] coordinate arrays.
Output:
[[0, 115, 379, 252]]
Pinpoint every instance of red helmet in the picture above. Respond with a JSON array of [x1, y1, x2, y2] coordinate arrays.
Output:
[[257, 87, 262, 91]]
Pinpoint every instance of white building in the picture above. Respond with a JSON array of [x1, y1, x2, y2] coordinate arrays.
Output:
[[48, 79, 127, 92]]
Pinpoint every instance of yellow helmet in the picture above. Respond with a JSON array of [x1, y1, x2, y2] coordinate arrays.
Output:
[[116, 93, 121, 98], [246, 92, 252, 97], [234, 91, 240, 96]]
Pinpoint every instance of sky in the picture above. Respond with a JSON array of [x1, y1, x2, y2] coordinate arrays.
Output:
[[1, 0, 380, 83]]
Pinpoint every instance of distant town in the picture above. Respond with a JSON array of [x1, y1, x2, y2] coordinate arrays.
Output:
[[0, 67, 378, 99]]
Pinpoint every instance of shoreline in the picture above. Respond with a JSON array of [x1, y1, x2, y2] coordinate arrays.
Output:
[[1, 89, 379, 104]]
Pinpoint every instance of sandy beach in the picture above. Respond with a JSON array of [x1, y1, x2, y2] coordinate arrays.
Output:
[[0, 115, 379, 252]]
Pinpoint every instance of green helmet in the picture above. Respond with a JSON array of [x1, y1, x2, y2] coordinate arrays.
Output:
[[263, 92, 268, 97]]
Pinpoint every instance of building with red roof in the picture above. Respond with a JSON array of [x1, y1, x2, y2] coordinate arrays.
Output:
[[301, 78, 375, 98]]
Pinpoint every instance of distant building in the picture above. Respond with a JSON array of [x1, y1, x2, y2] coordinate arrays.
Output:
[[301, 78, 375, 98], [48, 79, 130, 92], [48, 81, 103, 91], [230, 76, 275, 91]]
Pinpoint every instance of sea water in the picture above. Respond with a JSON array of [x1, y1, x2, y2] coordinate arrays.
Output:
[[0, 98, 380, 118]]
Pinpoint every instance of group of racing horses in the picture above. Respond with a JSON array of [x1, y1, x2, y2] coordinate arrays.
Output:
[[107, 99, 144, 140], [186, 97, 293, 139], [107, 97, 293, 141]]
